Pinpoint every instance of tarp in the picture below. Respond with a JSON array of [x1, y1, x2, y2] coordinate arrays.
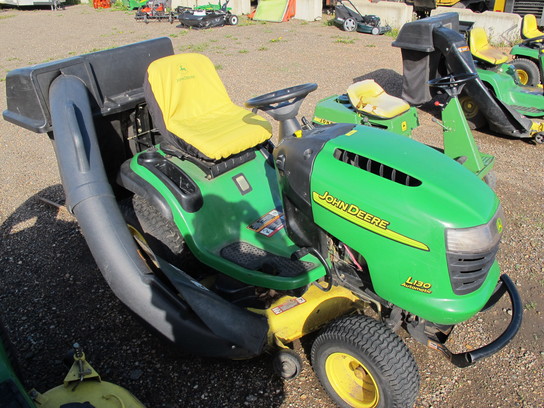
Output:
[[250, 0, 296, 22]]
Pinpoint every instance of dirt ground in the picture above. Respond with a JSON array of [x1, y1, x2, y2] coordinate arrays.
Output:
[[0, 4, 543, 408]]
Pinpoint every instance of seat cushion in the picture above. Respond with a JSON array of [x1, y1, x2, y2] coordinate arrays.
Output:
[[145, 53, 272, 161], [347, 80, 410, 119], [469, 27, 508, 65]]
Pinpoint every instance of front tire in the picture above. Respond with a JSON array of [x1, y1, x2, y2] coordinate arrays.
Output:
[[511, 57, 540, 86], [311, 315, 419, 408]]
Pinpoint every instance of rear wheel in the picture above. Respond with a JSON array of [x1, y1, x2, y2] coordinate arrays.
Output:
[[343, 18, 356, 32], [511, 58, 540, 86], [120, 195, 191, 267], [459, 93, 487, 130], [228, 14, 238, 25], [311, 315, 419, 408]]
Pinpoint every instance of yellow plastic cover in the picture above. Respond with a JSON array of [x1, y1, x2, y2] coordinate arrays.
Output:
[[469, 27, 509, 65], [146, 53, 272, 161], [521, 14, 544, 40], [347, 80, 410, 119]]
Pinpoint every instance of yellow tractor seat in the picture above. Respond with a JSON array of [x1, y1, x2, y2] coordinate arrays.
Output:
[[521, 14, 544, 40], [347, 80, 410, 119], [469, 27, 509, 65], [144, 53, 272, 161]]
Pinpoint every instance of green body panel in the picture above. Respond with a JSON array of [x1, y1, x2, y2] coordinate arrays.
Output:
[[129, 150, 326, 290], [0, 332, 35, 407], [478, 65, 544, 117], [313, 94, 418, 137], [510, 44, 542, 61], [441, 97, 494, 178], [309, 126, 500, 325], [124, 0, 147, 9]]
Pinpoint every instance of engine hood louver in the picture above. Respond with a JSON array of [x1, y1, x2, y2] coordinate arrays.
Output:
[[334, 148, 422, 187]]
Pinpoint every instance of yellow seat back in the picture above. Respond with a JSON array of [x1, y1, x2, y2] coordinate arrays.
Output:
[[469, 27, 509, 65], [347, 80, 410, 119], [521, 14, 544, 40], [145, 53, 272, 161]]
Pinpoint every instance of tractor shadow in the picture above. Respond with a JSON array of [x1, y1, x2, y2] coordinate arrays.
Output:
[[0, 185, 288, 407]]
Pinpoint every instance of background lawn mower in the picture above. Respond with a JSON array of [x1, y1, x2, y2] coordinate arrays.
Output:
[[510, 14, 544, 87], [177, 0, 238, 29], [393, 13, 544, 144], [135, 0, 175, 24], [333, 0, 390, 35], [3, 37, 522, 408]]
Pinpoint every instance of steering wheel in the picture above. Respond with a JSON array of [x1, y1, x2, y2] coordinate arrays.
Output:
[[428, 73, 478, 89], [521, 34, 544, 45], [245, 83, 318, 109]]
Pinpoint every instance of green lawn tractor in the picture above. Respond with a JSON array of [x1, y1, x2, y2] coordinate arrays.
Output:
[[312, 73, 495, 184], [3, 38, 522, 408], [510, 14, 544, 87], [0, 322, 145, 408], [393, 13, 544, 144]]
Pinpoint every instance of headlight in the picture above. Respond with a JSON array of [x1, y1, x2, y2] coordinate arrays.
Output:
[[446, 206, 504, 254]]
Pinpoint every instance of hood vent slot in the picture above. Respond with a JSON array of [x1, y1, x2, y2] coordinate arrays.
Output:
[[334, 148, 421, 187]]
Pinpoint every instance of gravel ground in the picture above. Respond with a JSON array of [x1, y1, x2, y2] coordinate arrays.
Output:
[[0, 5, 543, 408]]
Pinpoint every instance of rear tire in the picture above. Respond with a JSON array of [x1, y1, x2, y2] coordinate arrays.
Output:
[[343, 18, 356, 32], [120, 195, 190, 266], [228, 14, 238, 25], [311, 315, 419, 408], [511, 58, 540, 86]]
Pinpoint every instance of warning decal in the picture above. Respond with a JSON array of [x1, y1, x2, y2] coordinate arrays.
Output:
[[247, 209, 286, 237], [271, 297, 306, 315]]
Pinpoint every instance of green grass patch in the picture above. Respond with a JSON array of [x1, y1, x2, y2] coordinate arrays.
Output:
[[333, 36, 355, 44], [384, 28, 399, 39], [238, 49, 249, 54], [0, 14, 16, 20]]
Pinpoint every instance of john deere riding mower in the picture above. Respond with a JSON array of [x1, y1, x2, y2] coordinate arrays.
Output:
[[393, 13, 544, 144], [3, 37, 522, 407], [510, 14, 544, 87]]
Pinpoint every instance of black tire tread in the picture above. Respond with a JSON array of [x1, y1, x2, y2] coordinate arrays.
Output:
[[311, 315, 419, 408], [511, 57, 540, 86], [120, 195, 189, 266]]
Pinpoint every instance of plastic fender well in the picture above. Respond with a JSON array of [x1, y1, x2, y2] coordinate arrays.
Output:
[[137, 151, 203, 213], [127, 149, 327, 291]]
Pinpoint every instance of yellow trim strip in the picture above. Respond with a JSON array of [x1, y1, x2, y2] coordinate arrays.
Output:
[[313, 191, 429, 251]]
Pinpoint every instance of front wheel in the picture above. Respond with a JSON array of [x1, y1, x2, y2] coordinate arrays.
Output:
[[311, 315, 419, 408], [511, 58, 540, 86]]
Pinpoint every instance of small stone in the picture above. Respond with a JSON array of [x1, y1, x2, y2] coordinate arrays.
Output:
[[129, 369, 143, 380]]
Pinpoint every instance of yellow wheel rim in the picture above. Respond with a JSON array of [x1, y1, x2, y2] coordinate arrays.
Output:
[[325, 352, 380, 408], [459, 95, 479, 119], [516, 69, 529, 85]]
